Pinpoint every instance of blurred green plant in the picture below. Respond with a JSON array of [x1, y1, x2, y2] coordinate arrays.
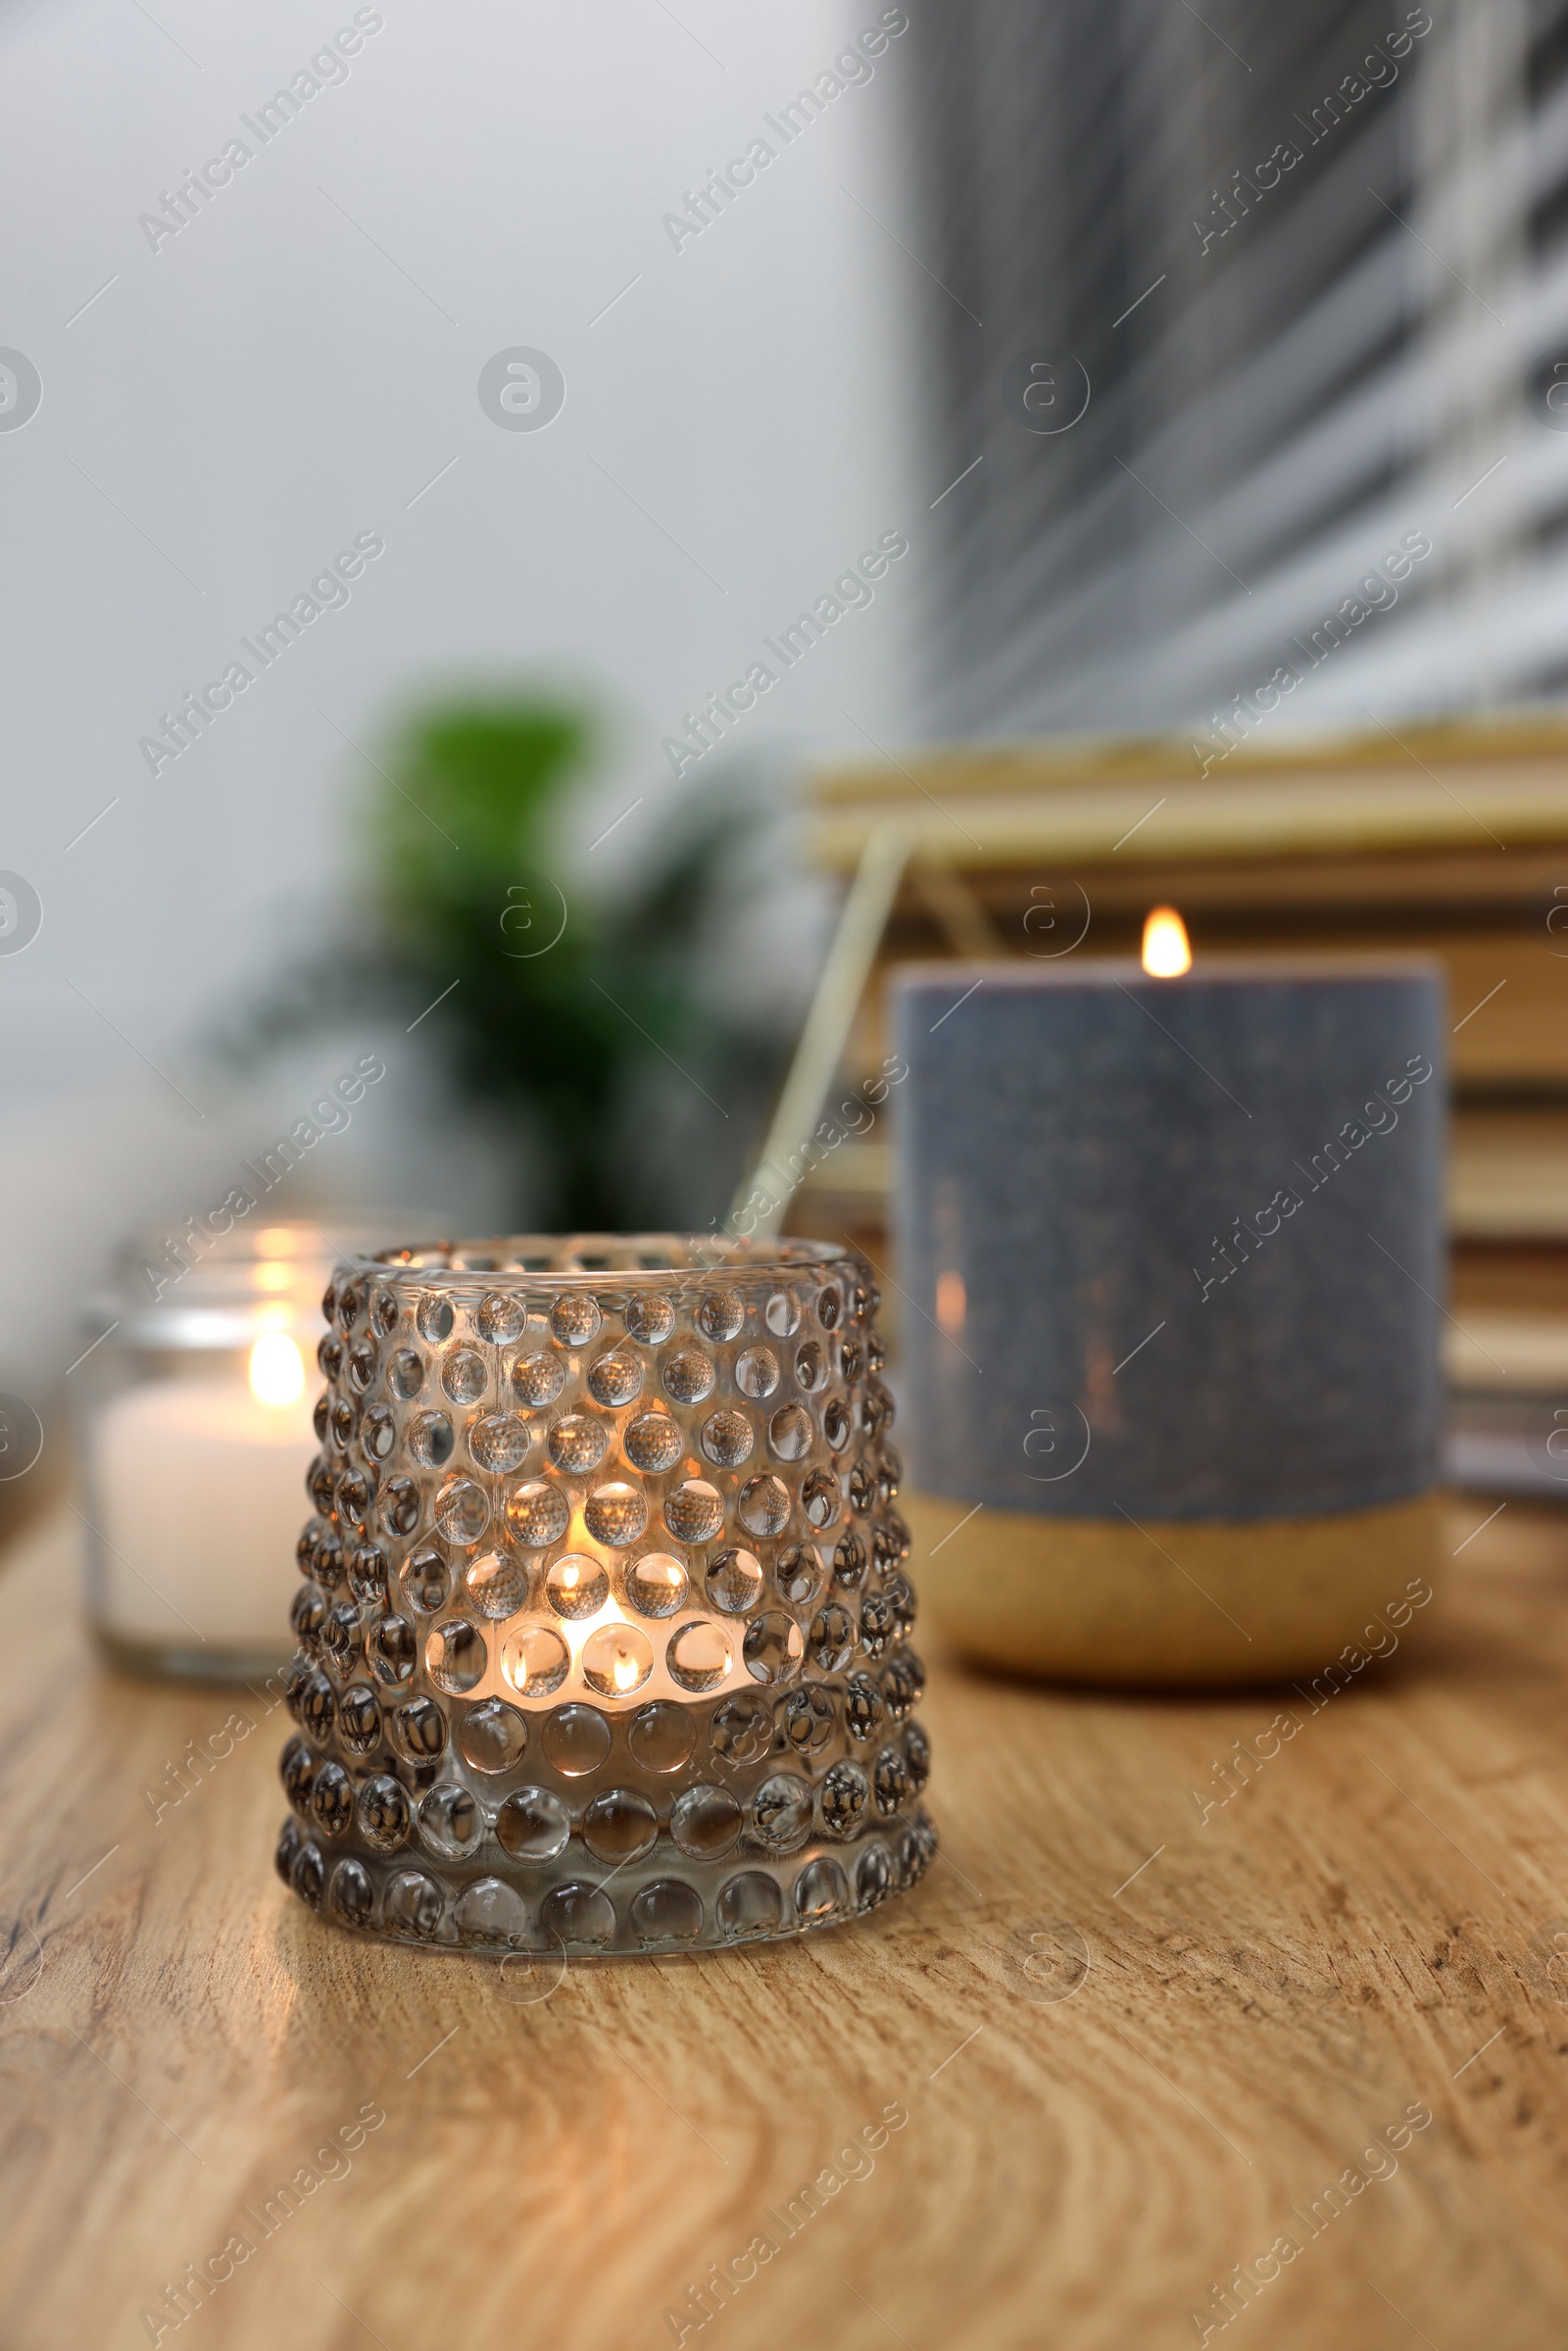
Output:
[[245, 694, 792, 1230]]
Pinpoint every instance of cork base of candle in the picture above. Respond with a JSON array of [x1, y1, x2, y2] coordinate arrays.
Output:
[[906, 1490, 1444, 1687]]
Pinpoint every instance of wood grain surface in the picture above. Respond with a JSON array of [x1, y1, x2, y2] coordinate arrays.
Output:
[[3, 1497, 1567, 2351]]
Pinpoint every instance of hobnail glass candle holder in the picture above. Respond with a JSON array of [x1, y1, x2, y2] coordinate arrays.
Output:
[[274, 1236, 935, 1955]]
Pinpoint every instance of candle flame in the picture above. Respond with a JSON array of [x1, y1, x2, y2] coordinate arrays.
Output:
[[249, 1331, 305, 1407], [1141, 906, 1192, 977], [579, 1616, 653, 1698]]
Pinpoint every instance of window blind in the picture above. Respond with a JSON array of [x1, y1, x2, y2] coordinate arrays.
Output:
[[905, 0, 1568, 750]]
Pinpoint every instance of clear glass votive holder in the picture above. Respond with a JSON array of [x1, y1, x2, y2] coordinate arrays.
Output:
[[275, 1236, 936, 1955], [76, 1222, 346, 1682]]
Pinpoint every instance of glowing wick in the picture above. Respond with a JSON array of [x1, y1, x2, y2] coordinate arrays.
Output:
[[1141, 906, 1192, 977]]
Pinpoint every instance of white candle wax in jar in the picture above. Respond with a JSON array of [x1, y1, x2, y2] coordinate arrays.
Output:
[[95, 1335, 317, 1652]]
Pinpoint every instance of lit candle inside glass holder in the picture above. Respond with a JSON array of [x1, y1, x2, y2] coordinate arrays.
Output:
[[275, 1236, 937, 1957], [75, 1223, 406, 1680], [92, 1321, 317, 1664]]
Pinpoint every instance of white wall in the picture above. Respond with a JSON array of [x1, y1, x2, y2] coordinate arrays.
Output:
[[0, 0, 921, 1385]]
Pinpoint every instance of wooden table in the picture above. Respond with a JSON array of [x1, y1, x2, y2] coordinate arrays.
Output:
[[4, 1498, 1568, 2351]]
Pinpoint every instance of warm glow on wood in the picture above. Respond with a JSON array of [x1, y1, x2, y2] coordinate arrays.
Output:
[[1141, 906, 1192, 976]]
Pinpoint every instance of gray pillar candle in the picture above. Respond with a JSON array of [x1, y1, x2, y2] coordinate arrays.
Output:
[[892, 955, 1446, 1684]]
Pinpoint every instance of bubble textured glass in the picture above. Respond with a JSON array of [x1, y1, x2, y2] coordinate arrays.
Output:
[[274, 1237, 936, 1954]]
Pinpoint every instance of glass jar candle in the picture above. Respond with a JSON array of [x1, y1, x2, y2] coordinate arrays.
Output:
[[274, 1236, 936, 1954], [75, 1223, 355, 1680]]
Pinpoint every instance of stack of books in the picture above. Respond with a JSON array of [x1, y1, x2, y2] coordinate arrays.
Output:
[[786, 719, 1568, 1496]]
